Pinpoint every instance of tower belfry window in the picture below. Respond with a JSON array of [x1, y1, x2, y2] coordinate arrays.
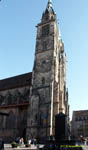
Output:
[[42, 25, 50, 37]]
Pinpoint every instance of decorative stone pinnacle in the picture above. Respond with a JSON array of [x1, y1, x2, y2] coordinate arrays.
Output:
[[48, 0, 52, 3], [47, 0, 52, 9]]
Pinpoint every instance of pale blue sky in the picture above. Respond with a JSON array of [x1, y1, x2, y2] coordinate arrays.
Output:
[[0, 0, 88, 120]]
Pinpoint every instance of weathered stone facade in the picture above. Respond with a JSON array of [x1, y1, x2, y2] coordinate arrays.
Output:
[[71, 110, 88, 139], [0, 0, 69, 143], [26, 0, 69, 141], [0, 73, 32, 142]]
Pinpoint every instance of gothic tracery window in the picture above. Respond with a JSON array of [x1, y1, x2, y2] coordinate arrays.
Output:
[[42, 24, 49, 37], [6, 111, 16, 129]]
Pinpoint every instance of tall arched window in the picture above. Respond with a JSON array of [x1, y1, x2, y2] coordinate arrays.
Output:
[[6, 111, 16, 129]]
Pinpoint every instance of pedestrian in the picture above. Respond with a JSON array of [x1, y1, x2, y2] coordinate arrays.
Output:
[[31, 138, 34, 144], [21, 138, 24, 145], [34, 138, 37, 145], [28, 139, 31, 145], [20, 137, 24, 145], [15, 137, 20, 144]]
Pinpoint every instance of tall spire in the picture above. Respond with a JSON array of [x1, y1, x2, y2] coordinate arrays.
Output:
[[45, 0, 55, 14], [41, 0, 56, 23]]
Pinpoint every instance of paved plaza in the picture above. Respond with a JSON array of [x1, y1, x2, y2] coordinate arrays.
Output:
[[4, 144, 40, 150], [4, 144, 88, 150]]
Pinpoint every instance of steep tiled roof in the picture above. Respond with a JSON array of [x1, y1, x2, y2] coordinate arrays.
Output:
[[0, 72, 32, 91]]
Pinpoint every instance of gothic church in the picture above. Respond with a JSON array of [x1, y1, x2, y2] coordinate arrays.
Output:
[[0, 0, 69, 142]]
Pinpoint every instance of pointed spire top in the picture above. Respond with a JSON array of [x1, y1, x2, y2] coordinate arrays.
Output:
[[46, 0, 52, 10], [41, 0, 56, 23]]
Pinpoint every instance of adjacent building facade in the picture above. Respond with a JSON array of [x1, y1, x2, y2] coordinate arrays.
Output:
[[0, 73, 32, 142], [0, 0, 69, 142], [71, 110, 88, 139]]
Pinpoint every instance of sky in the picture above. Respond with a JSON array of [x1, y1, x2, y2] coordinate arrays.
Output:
[[0, 0, 88, 120]]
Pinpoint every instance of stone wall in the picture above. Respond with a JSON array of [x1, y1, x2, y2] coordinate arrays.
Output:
[[0, 86, 30, 143]]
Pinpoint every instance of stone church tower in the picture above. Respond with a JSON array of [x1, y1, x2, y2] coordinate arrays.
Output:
[[26, 0, 69, 141]]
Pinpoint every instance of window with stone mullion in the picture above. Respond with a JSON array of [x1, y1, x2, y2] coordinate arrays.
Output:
[[42, 25, 49, 37]]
